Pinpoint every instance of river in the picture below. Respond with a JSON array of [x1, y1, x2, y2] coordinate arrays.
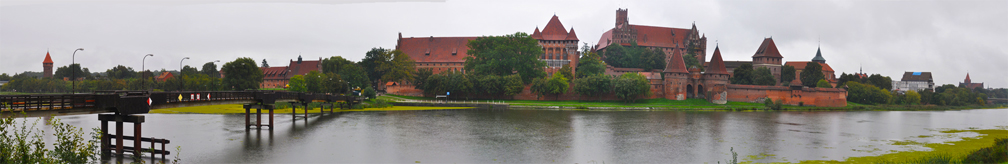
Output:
[[22, 108, 1008, 163]]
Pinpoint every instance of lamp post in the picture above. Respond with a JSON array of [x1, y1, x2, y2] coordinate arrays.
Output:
[[142, 54, 154, 91], [179, 57, 189, 91], [71, 48, 83, 94]]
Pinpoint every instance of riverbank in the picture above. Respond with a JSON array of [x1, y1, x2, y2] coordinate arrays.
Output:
[[381, 94, 1005, 111], [796, 127, 1008, 163], [149, 104, 473, 114]]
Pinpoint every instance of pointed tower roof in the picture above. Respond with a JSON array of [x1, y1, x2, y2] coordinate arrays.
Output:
[[540, 15, 569, 40], [565, 28, 579, 40], [531, 27, 542, 39], [812, 47, 826, 63], [43, 51, 54, 64], [965, 73, 972, 83], [752, 38, 783, 58], [664, 48, 688, 73], [706, 46, 729, 74]]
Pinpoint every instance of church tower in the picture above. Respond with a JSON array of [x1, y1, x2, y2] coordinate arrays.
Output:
[[43, 51, 54, 78]]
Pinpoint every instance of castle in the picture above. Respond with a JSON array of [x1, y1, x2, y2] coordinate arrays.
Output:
[[388, 9, 848, 107]]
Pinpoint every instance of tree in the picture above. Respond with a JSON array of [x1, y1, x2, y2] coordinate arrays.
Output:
[[682, 52, 703, 71], [304, 71, 324, 93], [412, 68, 433, 90], [181, 65, 199, 77], [378, 50, 415, 83], [638, 48, 666, 70], [800, 62, 824, 88], [731, 64, 754, 85], [866, 74, 892, 91], [362, 86, 377, 99], [501, 74, 524, 98], [221, 57, 263, 90], [464, 32, 545, 83], [53, 64, 86, 80], [261, 59, 269, 67], [105, 65, 136, 79], [0, 73, 10, 81], [360, 48, 389, 87], [780, 65, 796, 84], [836, 72, 862, 88], [557, 65, 573, 81], [904, 90, 921, 105], [288, 75, 306, 92], [816, 79, 832, 88], [321, 56, 371, 90], [603, 43, 630, 68], [201, 62, 220, 78], [753, 67, 776, 86], [574, 74, 613, 101], [846, 81, 891, 105], [575, 51, 606, 78], [614, 73, 650, 103], [543, 73, 569, 100]]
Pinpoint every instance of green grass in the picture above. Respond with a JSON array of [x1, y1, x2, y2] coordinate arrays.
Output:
[[798, 128, 1008, 164]]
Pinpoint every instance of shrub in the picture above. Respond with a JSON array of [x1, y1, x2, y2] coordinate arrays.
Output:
[[362, 86, 376, 99]]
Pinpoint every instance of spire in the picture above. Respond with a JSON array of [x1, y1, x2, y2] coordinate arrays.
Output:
[[565, 28, 579, 40], [812, 47, 826, 63], [532, 27, 542, 39], [706, 46, 729, 74], [965, 73, 972, 83], [663, 48, 688, 73], [43, 51, 54, 64]]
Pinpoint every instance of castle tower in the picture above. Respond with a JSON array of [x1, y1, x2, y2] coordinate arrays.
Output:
[[663, 48, 690, 100], [704, 46, 730, 104], [812, 47, 826, 63], [43, 51, 54, 78], [752, 38, 783, 85], [616, 8, 628, 26]]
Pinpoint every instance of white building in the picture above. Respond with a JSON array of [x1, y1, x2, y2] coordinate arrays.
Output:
[[892, 72, 933, 93]]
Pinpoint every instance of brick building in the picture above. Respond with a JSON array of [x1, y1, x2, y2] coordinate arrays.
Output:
[[395, 15, 579, 76], [257, 56, 322, 88], [43, 51, 54, 78], [959, 73, 984, 90], [595, 8, 707, 63]]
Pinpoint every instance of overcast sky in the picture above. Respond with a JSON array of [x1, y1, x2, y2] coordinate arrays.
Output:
[[2, 0, 1005, 87]]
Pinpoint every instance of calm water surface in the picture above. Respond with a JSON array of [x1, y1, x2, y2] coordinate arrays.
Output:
[[32, 108, 1008, 163]]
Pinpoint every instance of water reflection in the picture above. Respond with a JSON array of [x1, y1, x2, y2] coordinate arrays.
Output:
[[24, 108, 1005, 163]]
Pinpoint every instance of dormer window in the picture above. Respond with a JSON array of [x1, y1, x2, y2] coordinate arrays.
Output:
[[452, 48, 457, 56], [425, 49, 430, 56]]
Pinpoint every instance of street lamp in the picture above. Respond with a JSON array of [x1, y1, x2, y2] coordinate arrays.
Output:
[[180, 57, 189, 91], [142, 54, 154, 91], [71, 48, 83, 94]]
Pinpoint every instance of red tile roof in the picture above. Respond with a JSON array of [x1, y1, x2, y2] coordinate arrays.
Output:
[[596, 29, 614, 49], [398, 36, 477, 63], [785, 61, 834, 72], [43, 51, 53, 64], [594, 25, 691, 50], [964, 73, 972, 83], [286, 60, 320, 78], [155, 72, 174, 82], [753, 38, 783, 58], [531, 27, 542, 39], [633, 25, 691, 48], [706, 47, 729, 74], [262, 66, 289, 80], [565, 28, 579, 40], [540, 15, 571, 41], [664, 48, 688, 73]]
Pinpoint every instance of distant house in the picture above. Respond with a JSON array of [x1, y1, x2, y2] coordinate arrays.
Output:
[[155, 72, 174, 82], [892, 71, 934, 93]]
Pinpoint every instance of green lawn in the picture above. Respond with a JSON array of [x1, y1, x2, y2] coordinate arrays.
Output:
[[383, 94, 765, 109]]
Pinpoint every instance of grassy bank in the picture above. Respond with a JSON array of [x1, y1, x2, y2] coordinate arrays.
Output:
[[382, 94, 1005, 111], [797, 128, 1008, 164], [149, 104, 473, 114]]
